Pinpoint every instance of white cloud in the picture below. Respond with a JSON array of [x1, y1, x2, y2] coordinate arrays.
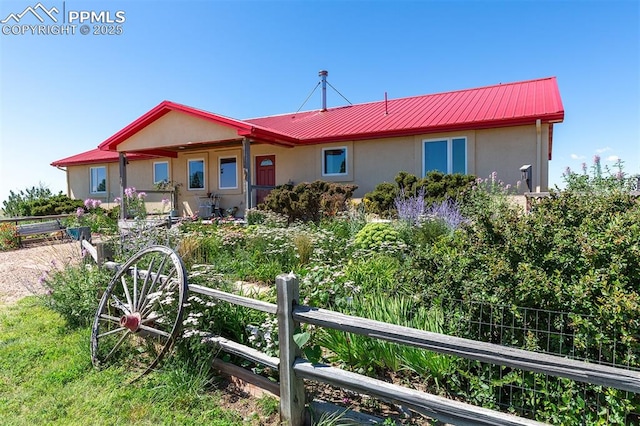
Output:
[[606, 155, 620, 162], [595, 147, 612, 154], [570, 154, 585, 160]]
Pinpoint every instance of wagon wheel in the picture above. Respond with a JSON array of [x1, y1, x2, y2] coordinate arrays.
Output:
[[91, 245, 188, 379]]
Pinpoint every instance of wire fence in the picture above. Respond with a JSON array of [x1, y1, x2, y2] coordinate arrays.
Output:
[[436, 298, 639, 423]]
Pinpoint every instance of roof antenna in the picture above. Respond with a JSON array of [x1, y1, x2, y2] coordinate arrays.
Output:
[[319, 70, 328, 111]]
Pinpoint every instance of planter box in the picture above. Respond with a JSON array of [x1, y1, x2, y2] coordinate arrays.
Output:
[[66, 226, 91, 242]]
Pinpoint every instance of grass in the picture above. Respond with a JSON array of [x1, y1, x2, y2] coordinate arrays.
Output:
[[0, 298, 248, 425]]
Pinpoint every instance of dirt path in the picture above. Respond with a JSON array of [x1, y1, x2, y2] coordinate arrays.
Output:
[[0, 242, 82, 306]]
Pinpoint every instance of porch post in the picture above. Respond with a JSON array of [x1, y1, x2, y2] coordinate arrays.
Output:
[[118, 152, 127, 220], [243, 137, 252, 210]]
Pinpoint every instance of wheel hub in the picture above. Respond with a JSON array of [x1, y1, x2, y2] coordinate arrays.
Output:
[[120, 312, 141, 332]]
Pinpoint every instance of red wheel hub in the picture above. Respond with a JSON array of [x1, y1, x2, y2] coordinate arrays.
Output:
[[120, 313, 141, 332]]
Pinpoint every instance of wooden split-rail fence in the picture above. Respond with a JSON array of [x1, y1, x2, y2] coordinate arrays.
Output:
[[81, 240, 640, 425]]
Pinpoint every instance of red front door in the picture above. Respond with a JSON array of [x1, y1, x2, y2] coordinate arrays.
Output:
[[255, 155, 275, 205]]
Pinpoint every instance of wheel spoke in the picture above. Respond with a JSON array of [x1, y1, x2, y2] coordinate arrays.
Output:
[[110, 294, 129, 314], [138, 324, 171, 339], [91, 245, 187, 379], [140, 269, 177, 317], [136, 256, 156, 311], [140, 314, 163, 324], [99, 313, 121, 323], [132, 265, 138, 311], [97, 326, 127, 338], [103, 329, 131, 361], [121, 275, 133, 312], [138, 255, 169, 314]]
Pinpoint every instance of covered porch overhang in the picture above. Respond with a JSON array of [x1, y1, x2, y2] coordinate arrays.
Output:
[[114, 134, 296, 219], [96, 101, 300, 219]]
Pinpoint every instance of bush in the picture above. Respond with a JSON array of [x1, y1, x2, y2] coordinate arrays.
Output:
[[258, 181, 357, 223], [563, 156, 638, 193], [405, 189, 640, 367], [0, 223, 19, 250], [1, 184, 83, 217], [29, 194, 84, 216], [364, 171, 475, 217], [43, 264, 111, 328], [353, 222, 401, 251]]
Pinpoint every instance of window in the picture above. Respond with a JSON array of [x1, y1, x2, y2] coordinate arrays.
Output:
[[322, 147, 347, 176], [90, 166, 106, 194], [219, 156, 237, 189], [153, 161, 169, 184], [188, 159, 205, 190], [423, 137, 466, 175]]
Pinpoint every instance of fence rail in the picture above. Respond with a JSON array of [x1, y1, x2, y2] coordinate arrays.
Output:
[[293, 305, 640, 393], [81, 243, 639, 425], [228, 274, 639, 425], [0, 213, 72, 224]]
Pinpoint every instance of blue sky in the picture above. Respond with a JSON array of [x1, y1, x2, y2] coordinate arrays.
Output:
[[1, 0, 638, 205]]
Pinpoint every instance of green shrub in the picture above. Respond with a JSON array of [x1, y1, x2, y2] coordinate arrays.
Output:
[[0, 222, 19, 250], [42, 264, 111, 328], [563, 156, 638, 193], [353, 222, 400, 251], [405, 189, 640, 368], [363, 171, 475, 217], [1, 184, 83, 217], [29, 194, 84, 216], [259, 181, 357, 223]]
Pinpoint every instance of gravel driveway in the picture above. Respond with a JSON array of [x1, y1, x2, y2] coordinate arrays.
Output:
[[0, 242, 83, 306]]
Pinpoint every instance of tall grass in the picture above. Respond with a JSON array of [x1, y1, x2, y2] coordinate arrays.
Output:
[[319, 294, 455, 387], [0, 298, 244, 425]]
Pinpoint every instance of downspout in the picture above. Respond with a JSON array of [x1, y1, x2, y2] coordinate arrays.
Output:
[[55, 166, 70, 197], [536, 119, 541, 192]]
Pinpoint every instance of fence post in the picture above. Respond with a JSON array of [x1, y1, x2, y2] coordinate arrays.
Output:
[[276, 273, 306, 426]]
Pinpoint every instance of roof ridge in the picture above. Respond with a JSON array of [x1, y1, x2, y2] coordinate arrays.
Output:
[[244, 77, 558, 120]]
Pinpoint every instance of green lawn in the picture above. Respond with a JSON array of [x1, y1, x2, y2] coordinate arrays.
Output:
[[0, 298, 251, 426]]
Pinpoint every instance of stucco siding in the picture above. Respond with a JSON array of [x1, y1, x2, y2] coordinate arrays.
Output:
[[61, 123, 551, 216], [475, 124, 549, 191], [118, 111, 240, 152]]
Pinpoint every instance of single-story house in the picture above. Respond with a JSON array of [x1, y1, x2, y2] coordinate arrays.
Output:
[[51, 76, 564, 217]]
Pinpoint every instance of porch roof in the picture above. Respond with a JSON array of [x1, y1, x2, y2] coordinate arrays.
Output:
[[50, 148, 155, 167]]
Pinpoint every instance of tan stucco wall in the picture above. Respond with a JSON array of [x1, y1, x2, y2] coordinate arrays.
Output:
[[118, 111, 240, 151], [63, 123, 551, 216], [474, 124, 549, 191], [67, 163, 120, 203]]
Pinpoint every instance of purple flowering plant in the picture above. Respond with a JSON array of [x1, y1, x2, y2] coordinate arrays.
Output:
[[115, 187, 147, 219], [563, 156, 636, 192]]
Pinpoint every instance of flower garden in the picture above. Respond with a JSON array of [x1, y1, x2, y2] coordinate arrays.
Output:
[[7, 160, 640, 424]]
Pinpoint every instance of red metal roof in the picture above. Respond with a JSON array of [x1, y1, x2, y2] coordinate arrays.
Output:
[[54, 77, 563, 165], [245, 77, 564, 143], [98, 101, 299, 151], [50, 149, 154, 167]]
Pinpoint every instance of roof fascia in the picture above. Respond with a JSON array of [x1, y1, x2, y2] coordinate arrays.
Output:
[[294, 114, 565, 145], [121, 149, 178, 158], [98, 101, 259, 152]]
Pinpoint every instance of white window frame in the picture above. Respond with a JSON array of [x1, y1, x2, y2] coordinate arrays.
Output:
[[322, 146, 348, 177], [187, 159, 206, 191], [422, 137, 467, 175], [219, 156, 238, 190], [153, 161, 169, 185], [90, 166, 107, 194]]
